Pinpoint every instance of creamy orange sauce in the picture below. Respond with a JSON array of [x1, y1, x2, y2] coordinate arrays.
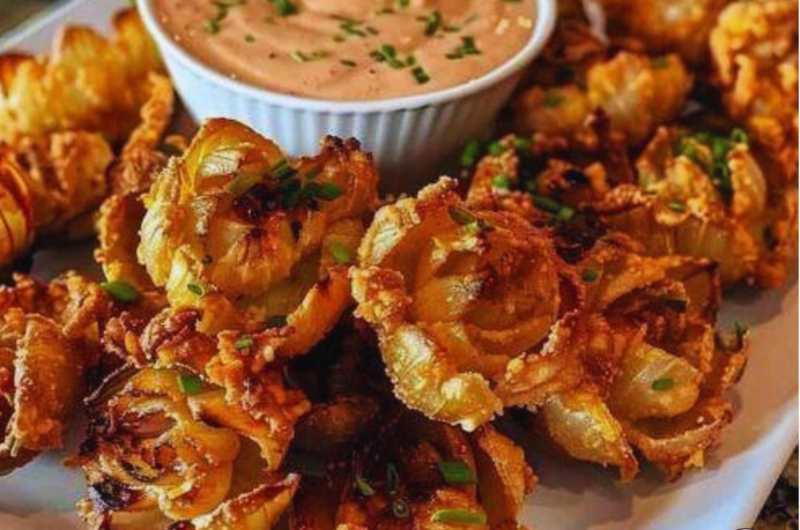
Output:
[[153, 0, 536, 100]]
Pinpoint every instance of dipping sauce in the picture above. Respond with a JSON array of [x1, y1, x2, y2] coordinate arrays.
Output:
[[152, 0, 536, 101]]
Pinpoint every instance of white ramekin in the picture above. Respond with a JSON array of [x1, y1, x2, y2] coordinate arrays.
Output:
[[138, 0, 556, 193]]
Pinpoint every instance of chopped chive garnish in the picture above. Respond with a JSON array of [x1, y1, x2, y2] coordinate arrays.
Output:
[[234, 335, 254, 350], [677, 129, 750, 205], [187, 281, 207, 297], [330, 242, 353, 265], [581, 268, 599, 283], [460, 140, 483, 167], [543, 90, 565, 108], [291, 50, 329, 62], [492, 175, 511, 189], [269, 0, 298, 16], [651, 378, 674, 391], [341, 59, 357, 67], [266, 315, 288, 328], [340, 22, 366, 37], [279, 177, 301, 194], [532, 195, 575, 221], [283, 188, 301, 208], [317, 183, 343, 200], [731, 127, 749, 145], [397, 0, 410, 7], [448, 205, 477, 226], [392, 499, 411, 519], [532, 195, 562, 213], [420, 10, 442, 36], [557, 206, 576, 222], [446, 36, 481, 59], [204, 0, 246, 34], [437, 460, 477, 485], [412, 66, 430, 84], [488, 141, 506, 156], [299, 181, 321, 201], [204, 19, 221, 34], [245, 34, 256, 43], [177, 373, 203, 395], [355, 475, 376, 497], [513, 137, 532, 151], [100, 281, 140, 303], [271, 159, 296, 180], [371, 44, 406, 68], [668, 201, 686, 213], [431, 509, 487, 525]]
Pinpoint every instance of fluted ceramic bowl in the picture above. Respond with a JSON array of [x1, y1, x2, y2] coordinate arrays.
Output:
[[137, 0, 556, 192]]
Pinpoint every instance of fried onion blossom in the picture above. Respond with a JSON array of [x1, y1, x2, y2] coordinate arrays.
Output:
[[352, 178, 577, 431], [139, 119, 379, 359], [76, 367, 301, 530]]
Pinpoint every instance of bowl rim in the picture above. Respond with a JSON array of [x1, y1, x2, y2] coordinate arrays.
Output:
[[137, 0, 557, 114]]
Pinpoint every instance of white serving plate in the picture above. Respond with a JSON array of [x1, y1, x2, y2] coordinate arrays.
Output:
[[0, 1, 797, 529]]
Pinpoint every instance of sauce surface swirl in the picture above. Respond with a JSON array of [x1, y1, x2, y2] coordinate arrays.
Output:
[[152, 0, 536, 101]]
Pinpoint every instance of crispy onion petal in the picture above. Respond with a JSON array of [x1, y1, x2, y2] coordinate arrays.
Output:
[[139, 120, 378, 358], [353, 178, 566, 430], [471, 424, 536, 528], [541, 388, 639, 480], [78, 368, 299, 529]]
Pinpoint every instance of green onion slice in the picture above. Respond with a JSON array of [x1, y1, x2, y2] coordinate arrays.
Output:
[[187, 282, 208, 297], [100, 281, 140, 303], [651, 378, 674, 392], [460, 140, 483, 168], [330, 242, 353, 265], [492, 175, 511, 189], [581, 268, 599, 283], [437, 460, 477, 485], [234, 335, 254, 350], [177, 373, 203, 395], [487, 141, 506, 156], [269, 0, 298, 16], [317, 183, 343, 200], [431, 509, 487, 525], [668, 201, 686, 213]]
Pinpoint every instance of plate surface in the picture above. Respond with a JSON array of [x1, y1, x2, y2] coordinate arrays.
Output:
[[0, 1, 797, 529]]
